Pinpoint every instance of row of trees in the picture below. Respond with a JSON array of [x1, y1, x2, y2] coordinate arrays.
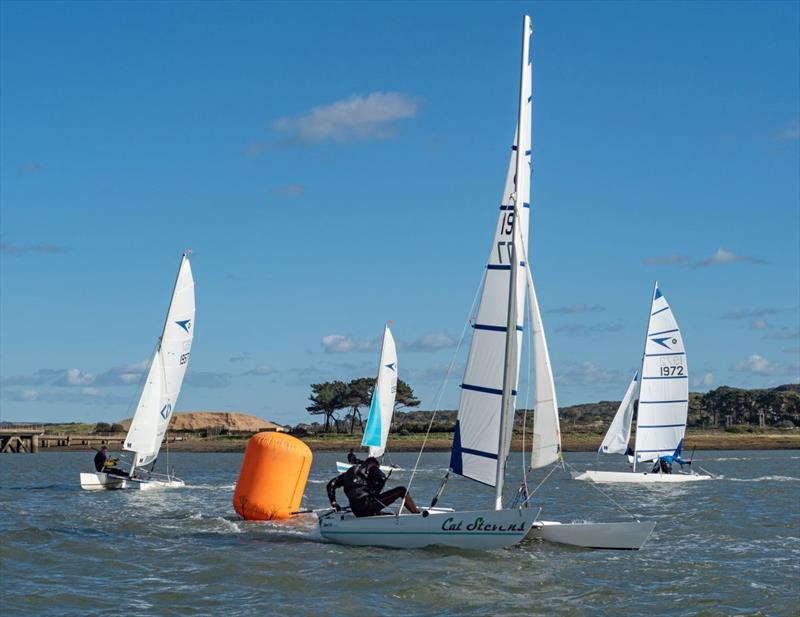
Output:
[[306, 378, 420, 433]]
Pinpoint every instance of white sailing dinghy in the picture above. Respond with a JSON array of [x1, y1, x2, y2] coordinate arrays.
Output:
[[574, 283, 711, 484], [80, 253, 195, 490], [335, 324, 401, 474], [318, 16, 541, 550]]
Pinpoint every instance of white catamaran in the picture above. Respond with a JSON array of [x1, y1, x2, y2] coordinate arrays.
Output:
[[318, 16, 541, 550], [335, 324, 401, 474], [574, 283, 712, 484], [80, 253, 195, 490]]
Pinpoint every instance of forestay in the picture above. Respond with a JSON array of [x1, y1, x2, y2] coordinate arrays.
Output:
[[361, 325, 398, 458], [124, 254, 195, 468], [633, 283, 688, 465], [449, 24, 532, 487], [599, 371, 638, 455]]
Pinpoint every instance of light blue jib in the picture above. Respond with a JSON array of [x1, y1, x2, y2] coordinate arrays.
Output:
[[362, 392, 382, 447], [175, 319, 191, 332]]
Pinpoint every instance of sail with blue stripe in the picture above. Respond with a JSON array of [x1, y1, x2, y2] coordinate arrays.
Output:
[[360, 325, 398, 459]]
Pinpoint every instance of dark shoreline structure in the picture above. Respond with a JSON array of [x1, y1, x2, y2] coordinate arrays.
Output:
[[4, 384, 798, 453]]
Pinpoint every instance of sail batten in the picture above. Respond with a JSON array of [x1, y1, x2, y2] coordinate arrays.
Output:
[[124, 254, 195, 468], [633, 283, 688, 464], [361, 326, 398, 458]]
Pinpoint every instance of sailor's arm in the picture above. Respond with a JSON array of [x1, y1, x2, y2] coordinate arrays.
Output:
[[326, 475, 344, 509]]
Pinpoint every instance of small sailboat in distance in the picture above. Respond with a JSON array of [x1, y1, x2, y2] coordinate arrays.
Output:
[[80, 252, 195, 490], [335, 324, 401, 474], [574, 283, 712, 484]]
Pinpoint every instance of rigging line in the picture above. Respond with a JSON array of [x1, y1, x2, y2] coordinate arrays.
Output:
[[400, 268, 488, 516], [562, 460, 642, 521], [517, 462, 559, 508]]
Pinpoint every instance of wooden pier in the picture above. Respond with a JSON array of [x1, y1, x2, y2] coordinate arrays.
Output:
[[0, 425, 45, 453]]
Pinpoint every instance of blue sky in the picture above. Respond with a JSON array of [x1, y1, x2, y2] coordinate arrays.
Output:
[[1, 1, 798, 425]]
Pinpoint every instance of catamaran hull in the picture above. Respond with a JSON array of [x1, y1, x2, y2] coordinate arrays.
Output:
[[79, 472, 185, 491], [573, 470, 712, 484], [318, 507, 537, 550], [527, 520, 656, 550], [334, 461, 400, 474]]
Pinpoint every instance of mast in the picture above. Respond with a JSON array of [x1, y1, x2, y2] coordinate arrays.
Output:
[[632, 280, 658, 472], [494, 15, 531, 510]]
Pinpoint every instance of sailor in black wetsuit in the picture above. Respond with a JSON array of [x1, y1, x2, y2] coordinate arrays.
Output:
[[327, 457, 420, 517], [93, 445, 129, 477], [346, 448, 362, 465]]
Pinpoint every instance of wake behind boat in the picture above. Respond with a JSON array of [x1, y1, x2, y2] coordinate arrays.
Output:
[[573, 283, 711, 484], [80, 252, 195, 491]]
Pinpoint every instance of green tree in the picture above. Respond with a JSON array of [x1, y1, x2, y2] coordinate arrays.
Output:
[[394, 379, 420, 411], [306, 381, 349, 433], [345, 377, 376, 433]]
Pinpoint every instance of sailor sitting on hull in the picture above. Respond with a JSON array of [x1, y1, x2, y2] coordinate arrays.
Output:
[[327, 457, 419, 517], [651, 453, 690, 474], [94, 445, 130, 478]]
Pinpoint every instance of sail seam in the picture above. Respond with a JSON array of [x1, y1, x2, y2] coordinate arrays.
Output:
[[460, 383, 518, 396], [648, 328, 679, 336]]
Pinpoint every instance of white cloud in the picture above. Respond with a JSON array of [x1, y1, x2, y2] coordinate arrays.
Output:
[[20, 389, 38, 401], [694, 248, 768, 268], [1, 242, 68, 255], [732, 354, 798, 377], [751, 319, 769, 330], [58, 369, 96, 386], [320, 334, 378, 354], [273, 92, 419, 144], [720, 308, 778, 320]]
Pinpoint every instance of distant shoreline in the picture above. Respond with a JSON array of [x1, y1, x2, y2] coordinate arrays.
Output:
[[38, 430, 800, 453]]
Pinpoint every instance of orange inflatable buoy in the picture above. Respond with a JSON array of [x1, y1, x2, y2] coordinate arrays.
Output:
[[233, 432, 312, 520]]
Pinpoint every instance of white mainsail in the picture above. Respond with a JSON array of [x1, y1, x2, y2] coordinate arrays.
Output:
[[633, 282, 688, 466], [361, 325, 398, 459], [449, 16, 532, 488], [599, 371, 638, 456], [124, 254, 195, 468]]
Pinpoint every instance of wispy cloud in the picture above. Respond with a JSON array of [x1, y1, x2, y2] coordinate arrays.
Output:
[[773, 119, 800, 142], [1, 360, 149, 389], [720, 308, 778, 320], [691, 372, 715, 388], [274, 183, 305, 196], [555, 322, 624, 337], [694, 248, 768, 268], [405, 362, 463, 384], [273, 91, 419, 145], [642, 254, 692, 266], [554, 362, 625, 387], [546, 304, 605, 315], [1, 387, 129, 405], [184, 371, 232, 389], [16, 163, 42, 176], [229, 352, 252, 363], [400, 332, 457, 352], [643, 248, 768, 268], [1, 242, 68, 256], [763, 327, 800, 342], [243, 365, 276, 377], [242, 142, 264, 157], [732, 354, 799, 377]]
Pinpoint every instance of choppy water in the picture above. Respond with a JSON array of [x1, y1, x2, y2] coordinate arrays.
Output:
[[1, 450, 798, 616]]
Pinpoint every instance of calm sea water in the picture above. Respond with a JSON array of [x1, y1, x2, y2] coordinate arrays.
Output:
[[1, 449, 798, 616]]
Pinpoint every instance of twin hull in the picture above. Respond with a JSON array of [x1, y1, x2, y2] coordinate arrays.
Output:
[[573, 470, 713, 484], [318, 507, 537, 550]]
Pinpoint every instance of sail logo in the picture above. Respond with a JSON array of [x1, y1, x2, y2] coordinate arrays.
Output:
[[160, 403, 173, 420], [385, 362, 396, 372], [175, 319, 192, 333], [650, 336, 678, 349]]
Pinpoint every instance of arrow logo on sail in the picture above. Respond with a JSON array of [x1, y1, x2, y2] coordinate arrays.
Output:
[[160, 403, 173, 420], [385, 362, 396, 372], [175, 319, 191, 332], [651, 337, 676, 349]]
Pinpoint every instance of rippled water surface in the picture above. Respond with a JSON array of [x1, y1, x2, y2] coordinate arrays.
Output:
[[1, 450, 798, 616]]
